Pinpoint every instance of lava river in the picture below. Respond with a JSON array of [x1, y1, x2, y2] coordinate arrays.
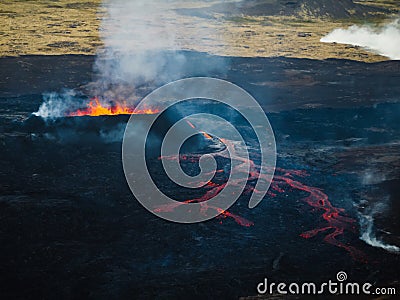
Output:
[[157, 138, 366, 262]]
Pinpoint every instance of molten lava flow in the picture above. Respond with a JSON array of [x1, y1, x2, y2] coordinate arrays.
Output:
[[68, 97, 160, 116], [186, 120, 196, 129], [157, 137, 366, 262], [267, 170, 366, 262], [185, 121, 213, 140], [201, 131, 213, 140]]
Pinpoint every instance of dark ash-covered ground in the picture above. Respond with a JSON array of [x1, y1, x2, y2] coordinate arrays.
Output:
[[0, 52, 399, 299]]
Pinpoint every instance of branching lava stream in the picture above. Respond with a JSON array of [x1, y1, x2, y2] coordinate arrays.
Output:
[[157, 137, 366, 262]]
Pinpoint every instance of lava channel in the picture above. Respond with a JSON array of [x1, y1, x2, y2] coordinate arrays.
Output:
[[157, 138, 366, 262]]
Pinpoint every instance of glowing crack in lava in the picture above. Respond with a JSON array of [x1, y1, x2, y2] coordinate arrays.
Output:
[[68, 97, 160, 116], [157, 137, 366, 262]]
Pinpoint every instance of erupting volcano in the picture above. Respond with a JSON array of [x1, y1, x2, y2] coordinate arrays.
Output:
[[57, 94, 367, 262], [68, 97, 160, 117]]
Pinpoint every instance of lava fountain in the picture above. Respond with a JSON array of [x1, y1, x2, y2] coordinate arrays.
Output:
[[68, 97, 160, 117]]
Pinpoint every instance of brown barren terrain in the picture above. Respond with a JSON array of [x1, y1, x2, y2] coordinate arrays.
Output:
[[0, 0, 398, 62]]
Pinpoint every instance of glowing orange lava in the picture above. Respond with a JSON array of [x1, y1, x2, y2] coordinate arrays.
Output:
[[201, 132, 213, 140], [68, 97, 160, 117], [186, 120, 196, 129]]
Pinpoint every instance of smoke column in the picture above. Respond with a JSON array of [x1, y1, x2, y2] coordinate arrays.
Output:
[[358, 198, 400, 253], [321, 18, 400, 60], [34, 0, 226, 117], [88, 0, 182, 103], [90, 0, 227, 102], [95, 1, 182, 82]]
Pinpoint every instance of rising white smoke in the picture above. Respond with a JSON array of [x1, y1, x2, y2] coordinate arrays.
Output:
[[358, 198, 400, 253], [321, 18, 400, 60], [96, 1, 181, 81], [35, 0, 228, 118], [35, 1, 186, 118], [33, 90, 84, 119], [91, 0, 188, 101]]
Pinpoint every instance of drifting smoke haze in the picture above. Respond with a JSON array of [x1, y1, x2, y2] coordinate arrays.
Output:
[[36, 0, 185, 116], [34, 90, 84, 119], [89, 0, 230, 103], [321, 18, 400, 60], [358, 198, 400, 253], [35, 0, 229, 118], [92, 0, 185, 98], [100, 123, 126, 143]]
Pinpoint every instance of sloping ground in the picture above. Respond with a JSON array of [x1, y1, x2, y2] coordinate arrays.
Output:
[[177, 0, 386, 19], [296, 0, 384, 18]]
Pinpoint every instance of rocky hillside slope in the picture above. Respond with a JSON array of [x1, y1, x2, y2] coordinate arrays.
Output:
[[177, 0, 387, 19]]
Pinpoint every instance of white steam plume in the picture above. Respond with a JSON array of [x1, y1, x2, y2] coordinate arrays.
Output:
[[91, 0, 188, 101], [35, 1, 186, 118], [358, 199, 400, 253], [33, 90, 83, 119], [35, 0, 228, 118], [321, 18, 400, 60]]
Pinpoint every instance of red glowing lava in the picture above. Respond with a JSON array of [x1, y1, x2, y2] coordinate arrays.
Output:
[[185, 120, 213, 140], [186, 120, 196, 129], [157, 138, 366, 262], [268, 170, 366, 262], [68, 97, 160, 116]]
